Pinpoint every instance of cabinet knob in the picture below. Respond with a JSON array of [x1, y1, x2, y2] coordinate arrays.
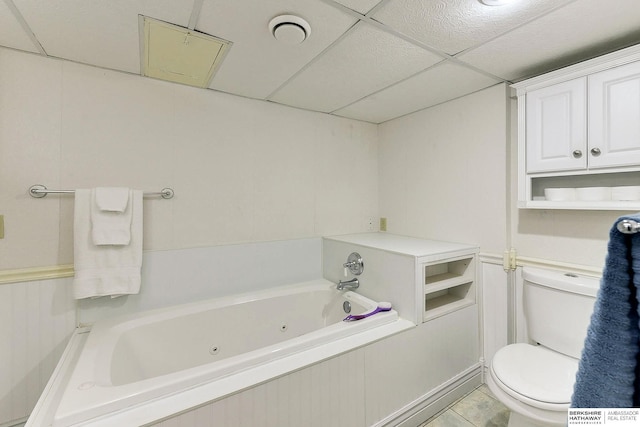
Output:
[[590, 147, 602, 156], [572, 150, 583, 158]]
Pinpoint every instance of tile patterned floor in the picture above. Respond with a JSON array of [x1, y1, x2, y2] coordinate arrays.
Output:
[[420, 385, 510, 427]]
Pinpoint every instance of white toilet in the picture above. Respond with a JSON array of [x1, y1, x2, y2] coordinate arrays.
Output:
[[487, 267, 599, 427]]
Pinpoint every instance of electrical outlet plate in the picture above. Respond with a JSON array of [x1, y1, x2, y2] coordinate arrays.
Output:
[[380, 217, 387, 232]]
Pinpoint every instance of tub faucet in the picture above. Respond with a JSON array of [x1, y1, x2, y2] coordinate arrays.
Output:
[[337, 278, 359, 291]]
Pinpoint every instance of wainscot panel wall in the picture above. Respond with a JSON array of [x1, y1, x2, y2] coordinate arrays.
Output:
[[0, 277, 76, 426], [481, 259, 509, 368]]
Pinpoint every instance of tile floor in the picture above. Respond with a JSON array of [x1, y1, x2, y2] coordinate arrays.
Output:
[[420, 385, 510, 427]]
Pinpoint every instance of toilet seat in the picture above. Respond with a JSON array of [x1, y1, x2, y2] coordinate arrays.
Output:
[[491, 343, 578, 411]]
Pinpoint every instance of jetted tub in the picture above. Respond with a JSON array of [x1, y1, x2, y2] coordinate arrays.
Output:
[[30, 279, 412, 426]]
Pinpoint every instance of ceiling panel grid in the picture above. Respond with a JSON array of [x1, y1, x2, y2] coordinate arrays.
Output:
[[1, 0, 640, 123]]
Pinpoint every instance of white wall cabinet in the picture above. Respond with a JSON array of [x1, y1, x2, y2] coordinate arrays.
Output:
[[588, 61, 640, 169], [526, 77, 586, 173], [515, 44, 640, 210]]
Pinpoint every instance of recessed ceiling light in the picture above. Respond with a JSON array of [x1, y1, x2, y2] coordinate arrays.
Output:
[[479, 0, 513, 5], [269, 15, 311, 45]]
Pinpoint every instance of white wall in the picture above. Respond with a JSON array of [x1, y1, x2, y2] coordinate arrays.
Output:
[[0, 47, 379, 271], [378, 84, 509, 254], [376, 84, 618, 369], [377, 84, 616, 270], [323, 238, 417, 323], [377, 82, 616, 276], [78, 238, 322, 325], [377, 85, 511, 368]]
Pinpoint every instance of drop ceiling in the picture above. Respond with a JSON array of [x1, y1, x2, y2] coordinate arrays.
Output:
[[2, 0, 640, 123]]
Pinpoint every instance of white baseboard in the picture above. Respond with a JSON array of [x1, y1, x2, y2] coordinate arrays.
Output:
[[373, 363, 483, 427]]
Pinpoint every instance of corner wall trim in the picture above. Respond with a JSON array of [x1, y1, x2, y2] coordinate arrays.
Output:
[[0, 264, 74, 285]]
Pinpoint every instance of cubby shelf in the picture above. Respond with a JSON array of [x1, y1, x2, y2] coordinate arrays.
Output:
[[424, 293, 475, 322], [323, 232, 478, 325], [422, 255, 476, 322]]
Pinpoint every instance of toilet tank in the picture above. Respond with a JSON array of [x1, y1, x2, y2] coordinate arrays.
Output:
[[522, 267, 599, 359]]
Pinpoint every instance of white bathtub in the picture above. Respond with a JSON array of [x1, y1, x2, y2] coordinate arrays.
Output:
[[30, 279, 413, 426]]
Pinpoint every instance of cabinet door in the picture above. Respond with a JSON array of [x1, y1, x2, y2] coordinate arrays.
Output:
[[526, 77, 587, 173], [589, 61, 640, 169]]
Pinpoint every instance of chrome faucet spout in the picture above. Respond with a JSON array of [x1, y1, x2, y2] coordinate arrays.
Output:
[[337, 278, 359, 291]]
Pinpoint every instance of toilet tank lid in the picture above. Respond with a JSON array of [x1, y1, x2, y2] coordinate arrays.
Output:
[[522, 267, 599, 297]]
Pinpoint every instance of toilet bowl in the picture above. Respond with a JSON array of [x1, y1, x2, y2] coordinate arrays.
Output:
[[487, 267, 598, 427], [488, 344, 577, 426]]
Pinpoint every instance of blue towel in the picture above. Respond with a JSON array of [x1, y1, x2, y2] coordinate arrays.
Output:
[[572, 213, 640, 407]]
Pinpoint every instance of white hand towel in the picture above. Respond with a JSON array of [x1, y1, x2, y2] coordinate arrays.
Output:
[[95, 187, 129, 212], [73, 189, 143, 299], [91, 188, 132, 245]]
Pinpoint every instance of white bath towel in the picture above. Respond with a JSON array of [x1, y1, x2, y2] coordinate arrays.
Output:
[[91, 187, 132, 245], [73, 189, 143, 299]]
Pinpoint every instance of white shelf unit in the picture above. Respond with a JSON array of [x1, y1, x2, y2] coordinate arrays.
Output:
[[422, 255, 476, 322], [523, 169, 640, 211], [323, 233, 478, 325], [514, 44, 640, 210]]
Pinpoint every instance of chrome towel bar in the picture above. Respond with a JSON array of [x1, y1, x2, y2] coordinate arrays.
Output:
[[28, 185, 174, 199], [617, 219, 640, 234]]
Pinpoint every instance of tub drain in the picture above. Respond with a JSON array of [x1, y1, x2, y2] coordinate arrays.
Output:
[[209, 345, 220, 355]]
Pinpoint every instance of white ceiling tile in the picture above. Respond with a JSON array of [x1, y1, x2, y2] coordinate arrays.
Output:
[[330, 0, 384, 15], [201, 0, 357, 100], [458, 0, 640, 81], [372, 0, 574, 55], [0, 1, 39, 53], [269, 22, 443, 113], [334, 61, 502, 123], [13, 0, 193, 73]]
